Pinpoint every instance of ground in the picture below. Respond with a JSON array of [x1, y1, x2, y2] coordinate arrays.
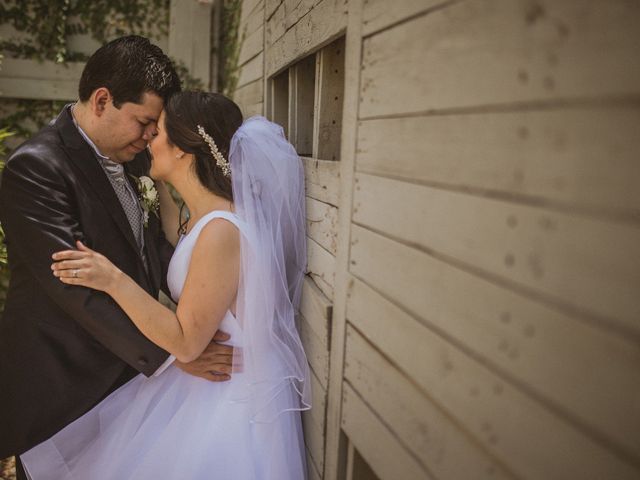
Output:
[[0, 457, 15, 480]]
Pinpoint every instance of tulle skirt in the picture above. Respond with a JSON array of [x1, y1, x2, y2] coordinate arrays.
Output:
[[21, 364, 307, 479]]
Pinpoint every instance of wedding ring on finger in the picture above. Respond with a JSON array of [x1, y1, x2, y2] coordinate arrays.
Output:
[[73, 269, 79, 278]]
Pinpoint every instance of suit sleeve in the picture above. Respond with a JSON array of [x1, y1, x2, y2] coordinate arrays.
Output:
[[0, 152, 170, 376]]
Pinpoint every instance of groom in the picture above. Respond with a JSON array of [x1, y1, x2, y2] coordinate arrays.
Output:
[[0, 36, 233, 478]]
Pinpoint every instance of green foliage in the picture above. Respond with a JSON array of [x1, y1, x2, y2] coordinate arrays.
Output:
[[0, 0, 170, 63], [173, 60, 205, 92], [0, 99, 66, 139], [0, 58, 8, 312], [0, 224, 6, 267], [219, 0, 243, 97], [0, 128, 13, 309], [0, 126, 14, 158]]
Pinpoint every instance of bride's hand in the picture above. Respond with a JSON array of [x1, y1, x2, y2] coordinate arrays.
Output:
[[52, 241, 123, 294]]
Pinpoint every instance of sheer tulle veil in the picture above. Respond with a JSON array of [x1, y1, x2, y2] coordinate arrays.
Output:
[[229, 115, 311, 423]]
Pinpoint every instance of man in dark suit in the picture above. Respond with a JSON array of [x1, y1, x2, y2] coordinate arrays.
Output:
[[0, 36, 233, 478]]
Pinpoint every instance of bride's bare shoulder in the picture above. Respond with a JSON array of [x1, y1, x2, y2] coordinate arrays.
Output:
[[193, 217, 240, 258]]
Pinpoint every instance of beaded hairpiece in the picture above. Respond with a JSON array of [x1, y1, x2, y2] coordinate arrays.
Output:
[[196, 124, 231, 178]]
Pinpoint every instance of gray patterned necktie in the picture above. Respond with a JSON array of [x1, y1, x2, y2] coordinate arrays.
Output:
[[71, 107, 147, 269], [99, 160, 148, 269]]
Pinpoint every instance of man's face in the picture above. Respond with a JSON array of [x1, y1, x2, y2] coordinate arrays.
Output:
[[94, 91, 164, 163]]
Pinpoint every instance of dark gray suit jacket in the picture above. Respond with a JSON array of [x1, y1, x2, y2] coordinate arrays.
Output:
[[0, 106, 174, 458]]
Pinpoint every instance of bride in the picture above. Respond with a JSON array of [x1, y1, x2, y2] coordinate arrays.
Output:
[[21, 92, 311, 479]]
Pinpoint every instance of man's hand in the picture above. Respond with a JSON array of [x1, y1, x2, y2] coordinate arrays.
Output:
[[175, 330, 235, 382]]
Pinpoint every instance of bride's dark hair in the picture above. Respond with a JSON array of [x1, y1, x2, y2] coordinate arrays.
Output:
[[163, 91, 243, 202]]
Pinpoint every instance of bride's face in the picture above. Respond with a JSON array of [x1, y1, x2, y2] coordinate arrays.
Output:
[[148, 111, 181, 181]]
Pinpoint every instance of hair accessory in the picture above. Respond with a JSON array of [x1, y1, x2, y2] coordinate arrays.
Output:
[[197, 124, 231, 177]]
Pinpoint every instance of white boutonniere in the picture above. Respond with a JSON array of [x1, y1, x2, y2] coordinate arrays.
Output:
[[132, 175, 159, 227]]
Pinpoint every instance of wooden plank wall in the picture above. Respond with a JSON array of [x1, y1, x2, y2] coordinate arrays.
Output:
[[234, 2, 346, 479], [325, 0, 640, 479], [235, 0, 640, 478], [267, 2, 346, 480], [234, 0, 266, 118], [269, 1, 346, 479]]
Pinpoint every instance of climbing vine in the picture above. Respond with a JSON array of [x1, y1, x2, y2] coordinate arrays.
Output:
[[0, 127, 12, 311], [0, 49, 13, 280], [0, 0, 170, 63], [218, 0, 243, 97]]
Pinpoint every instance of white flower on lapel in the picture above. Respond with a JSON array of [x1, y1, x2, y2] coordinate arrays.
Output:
[[132, 175, 160, 227]]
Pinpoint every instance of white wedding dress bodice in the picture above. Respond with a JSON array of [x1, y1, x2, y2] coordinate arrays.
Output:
[[21, 211, 307, 480], [167, 211, 244, 345]]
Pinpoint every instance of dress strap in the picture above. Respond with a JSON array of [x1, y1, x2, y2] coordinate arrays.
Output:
[[187, 210, 245, 240]]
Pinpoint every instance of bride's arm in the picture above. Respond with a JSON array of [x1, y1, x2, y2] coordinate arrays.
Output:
[[157, 181, 181, 246], [51, 220, 240, 363]]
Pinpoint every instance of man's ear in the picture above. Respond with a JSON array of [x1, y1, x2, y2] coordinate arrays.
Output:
[[91, 88, 111, 116]]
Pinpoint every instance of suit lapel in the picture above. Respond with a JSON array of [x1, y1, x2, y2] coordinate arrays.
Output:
[[124, 159, 162, 294], [54, 106, 148, 276]]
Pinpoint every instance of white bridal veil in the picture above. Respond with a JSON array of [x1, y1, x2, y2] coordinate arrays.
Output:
[[229, 115, 311, 422]]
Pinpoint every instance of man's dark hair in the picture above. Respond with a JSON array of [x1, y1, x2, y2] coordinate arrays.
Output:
[[79, 35, 181, 107]]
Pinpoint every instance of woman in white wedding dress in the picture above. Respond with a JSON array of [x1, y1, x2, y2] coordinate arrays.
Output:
[[20, 92, 310, 479]]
